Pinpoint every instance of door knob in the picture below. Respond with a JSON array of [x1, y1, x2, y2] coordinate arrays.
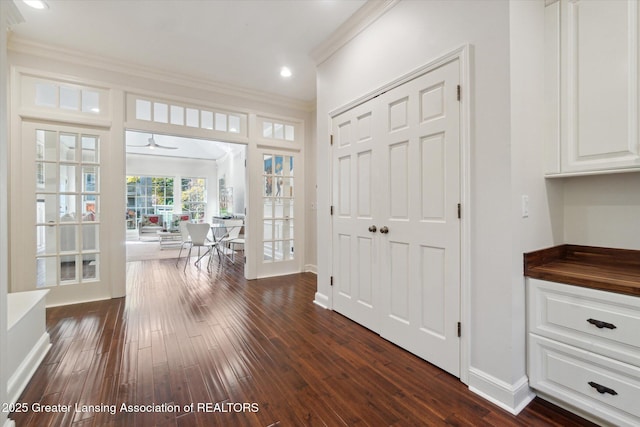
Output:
[[379, 226, 389, 234], [368, 225, 377, 233]]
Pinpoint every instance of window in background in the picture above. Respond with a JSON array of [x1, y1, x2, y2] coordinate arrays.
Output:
[[181, 177, 207, 221], [126, 176, 174, 226]]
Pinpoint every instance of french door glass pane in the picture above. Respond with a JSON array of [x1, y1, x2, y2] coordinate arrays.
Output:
[[59, 165, 77, 192], [60, 255, 78, 283], [38, 163, 57, 191], [37, 194, 57, 223], [82, 224, 98, 251], [263, 220, 272, 240], [82, 195, 98, 221], [59, 195, 77, 220], [36, 257, 57, 287], [81, 136, 98, 162], [36, 226, 56, 255], [82, 254, 98, 280], [263, 198, 273, 218], [263, 242, 273, 261]]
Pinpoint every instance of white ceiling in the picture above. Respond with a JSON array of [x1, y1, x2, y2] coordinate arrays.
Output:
[[10, 0, 367, 103]]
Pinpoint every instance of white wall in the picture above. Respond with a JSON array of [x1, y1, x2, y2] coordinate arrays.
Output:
[[563, 173, 640, 249], [126, 153, 218, 221], [215, 147, 247, 217], [0, 3, 15, 425], [508, 0, 563, 411], [316, 0, 533, 412]]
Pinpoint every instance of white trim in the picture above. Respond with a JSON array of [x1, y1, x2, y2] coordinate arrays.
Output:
[[5, 1, 24, 27], [311, 0, 400, 65], [330, 44, 468, 116], [7, 332, 51, 405], [328, 44, 472, 385], [304, 264, 318, 274], [8, 37, 314, 113], [468, 368, 536, 415], [3, 420, 15, 427], [313, 292, 329, 309]]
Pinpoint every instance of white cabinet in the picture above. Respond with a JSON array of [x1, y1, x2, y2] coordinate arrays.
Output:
[[527, 278, 640, 426], [545, 0, 640, 176]]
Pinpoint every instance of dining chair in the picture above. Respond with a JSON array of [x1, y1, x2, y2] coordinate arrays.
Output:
[[184, 223, 216, 270], [219, 219, 243, 261], [175, 221, 192, 267]]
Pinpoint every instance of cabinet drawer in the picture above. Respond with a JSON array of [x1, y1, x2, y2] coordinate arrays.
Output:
[[528, 279, 640, 366], [529, 334, 640, 426]]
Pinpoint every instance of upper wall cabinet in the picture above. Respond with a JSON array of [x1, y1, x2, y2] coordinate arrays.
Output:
[[545, 0, 640, 177]]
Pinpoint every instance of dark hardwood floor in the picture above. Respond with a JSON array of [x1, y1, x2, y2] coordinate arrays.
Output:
[[11, 256, 595, 426]]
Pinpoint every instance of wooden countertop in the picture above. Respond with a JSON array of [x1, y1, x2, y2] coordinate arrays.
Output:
[[524, 245, 640, 297]]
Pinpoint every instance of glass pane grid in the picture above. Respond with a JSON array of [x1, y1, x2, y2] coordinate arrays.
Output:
[[262, 153, 295, 263], [35, 129, 101, 288], [134, 97, 246, 135]]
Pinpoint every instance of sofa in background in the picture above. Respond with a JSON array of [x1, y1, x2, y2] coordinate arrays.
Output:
[[170, 213, 191, 231], [138, 214, 162, 238]]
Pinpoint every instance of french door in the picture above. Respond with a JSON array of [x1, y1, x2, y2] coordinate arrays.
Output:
[[255, 148, 301, 278], [331, 59, 461, 376], [14, 122, 111, 306]]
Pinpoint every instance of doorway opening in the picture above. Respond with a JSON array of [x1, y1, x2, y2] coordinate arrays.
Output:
[[124, 130, 246, 266]]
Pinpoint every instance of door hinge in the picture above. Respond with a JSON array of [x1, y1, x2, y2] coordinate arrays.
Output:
[[457, 203, 461, 219], [457, 322, 461, 337], [330, 205, 334, 215], [244, 159, 247, 167], [330, 276, 334, 286], [330, 134, 334, 146], [457, 85, 461, 101]]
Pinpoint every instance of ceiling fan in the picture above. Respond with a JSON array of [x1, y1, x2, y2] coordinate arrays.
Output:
[[127, 134, 178, 150]]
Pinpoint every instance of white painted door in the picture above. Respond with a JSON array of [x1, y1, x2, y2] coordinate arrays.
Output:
[[331, 59, 461, 376], [331, 101, 381, 332], [14, 122, 111, 306]]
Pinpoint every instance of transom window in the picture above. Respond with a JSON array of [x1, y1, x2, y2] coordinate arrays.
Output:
[[20, 75, 109, 118], [134, 97, 244, 135]]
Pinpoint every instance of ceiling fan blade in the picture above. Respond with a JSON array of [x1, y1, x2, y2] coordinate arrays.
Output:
[[148, 135, 177, 149], [153, 143, 178, 150]]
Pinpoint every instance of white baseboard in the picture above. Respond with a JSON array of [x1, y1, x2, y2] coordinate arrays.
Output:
[[7, 332, 51, 405], [468, 367, 536, 415], [304, 264, 318, 274], [313, 292, 329, 309], [3, 419, 16, 427]]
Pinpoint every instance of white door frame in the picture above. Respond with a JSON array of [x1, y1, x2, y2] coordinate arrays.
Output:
[[328, 45, 471, 384]]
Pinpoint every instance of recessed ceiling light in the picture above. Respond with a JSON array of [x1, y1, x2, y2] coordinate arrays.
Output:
[[23, 0, 49, 9], [280, 67, 292, 78]]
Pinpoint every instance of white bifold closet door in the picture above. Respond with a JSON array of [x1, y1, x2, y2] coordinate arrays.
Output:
[[331, 59, 461, 377]]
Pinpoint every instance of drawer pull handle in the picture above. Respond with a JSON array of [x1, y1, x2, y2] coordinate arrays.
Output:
[[588, 381, 618, 396], [587, 318, 617, 330]]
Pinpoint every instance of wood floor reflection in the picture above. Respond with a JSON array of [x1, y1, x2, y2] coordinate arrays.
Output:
[[11, 257, 595, 426]]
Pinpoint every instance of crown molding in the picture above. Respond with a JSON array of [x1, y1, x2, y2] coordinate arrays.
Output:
[[7, 36, 316, 113], [5, 1, 24, 28], [310, 0, 399, 65]]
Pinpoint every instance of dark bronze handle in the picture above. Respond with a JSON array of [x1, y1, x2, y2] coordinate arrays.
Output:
[[368, 225, 377, 233], [587, 318, 617, 330], [379, 226, 389, 234], [588, 381, 617, 396]]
